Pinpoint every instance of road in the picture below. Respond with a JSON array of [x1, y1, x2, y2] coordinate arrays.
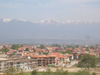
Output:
[[66, 60, 79, 67]]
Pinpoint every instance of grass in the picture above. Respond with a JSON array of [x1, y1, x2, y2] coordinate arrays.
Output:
[[24, 72, 76, 75], [24, 72, 31, 75]]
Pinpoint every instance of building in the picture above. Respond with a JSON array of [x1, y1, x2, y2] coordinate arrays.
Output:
[[0, 58, 8, 73], [31, 55, 57, 66], [0, 56, 38, 73], [7, 56, 38, 70]]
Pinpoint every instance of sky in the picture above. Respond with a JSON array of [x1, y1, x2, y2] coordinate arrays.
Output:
[[0, 0, 100, 22]]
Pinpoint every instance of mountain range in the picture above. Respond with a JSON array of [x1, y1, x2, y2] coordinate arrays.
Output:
[[0, 19, 100, 45]]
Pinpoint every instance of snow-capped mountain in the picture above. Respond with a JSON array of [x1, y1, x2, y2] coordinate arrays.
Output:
[[0, 19, 100, 44], [0, 19, 98, 24]]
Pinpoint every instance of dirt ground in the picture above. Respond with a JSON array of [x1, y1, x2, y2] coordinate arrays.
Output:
[[48, 67, 84, 72], [89, 68, 100, 75], [49, 67, 100, 75]]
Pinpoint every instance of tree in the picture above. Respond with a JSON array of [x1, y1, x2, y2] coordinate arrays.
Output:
[[51, 44, 61, 47], [0, 49, 2, 52], [60, 50, 72, 54], [3, 67, 24, 75], [86, 49, 89, 51], [66, 50, 72, 54], [86, 47, 89, 51], [79, 54, 82, 60], [33, 48, 36, 52], [90, 46, 94, 49], [75, 45, 79, 48], [31, 70, 37, 75], [40, 45, 46, 49], [72, 46, 75, 50], [67, 45, 72, 48], [9, 54, 14, 57], [43, 52, 48, 55], [9, 52, 16, 57], [25, 48, 29, 51], [20, 44, 24, 47], [2, 48, 9, 53], [11, 44, 20, 50], [92, 72, 97, 75], [77, 54, 98, 71]]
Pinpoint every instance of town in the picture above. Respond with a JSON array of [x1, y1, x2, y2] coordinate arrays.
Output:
[[0, 44, 100, 74]]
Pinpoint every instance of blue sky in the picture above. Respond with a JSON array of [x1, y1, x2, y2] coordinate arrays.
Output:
[[0, 0, 100, 22]]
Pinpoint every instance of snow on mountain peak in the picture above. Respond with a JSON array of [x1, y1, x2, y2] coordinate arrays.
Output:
[[0, 19, 99, 25], [18, 19, 27, 22], [3, 19, 11, 22], [40, 19, 59, 24]]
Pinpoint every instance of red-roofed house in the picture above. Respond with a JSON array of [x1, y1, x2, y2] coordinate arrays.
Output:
[[30, 55, 58, 66]]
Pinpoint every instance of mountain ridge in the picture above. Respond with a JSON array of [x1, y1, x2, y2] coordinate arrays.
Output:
[[0, 19, 99, 25], [0, 19, 100, 44]]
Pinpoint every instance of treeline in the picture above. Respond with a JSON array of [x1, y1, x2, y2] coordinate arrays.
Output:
[[11, 44, 24, 50]]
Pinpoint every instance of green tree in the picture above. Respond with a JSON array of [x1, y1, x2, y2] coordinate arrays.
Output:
[[0, 49, 2, 52], [77, 54, 98, 71], [43, 52, 48, 55], [9, 54, 14, 57], [33, 48, 35, 52], [66, 50, 72, 54], [86, 49, 89, 51], [92, 72, 97, 75], [25, 48, 29, 51], [2, 48, 9, 53], [40, 45, 46, 49], [72, 46, 75, 50], [3, 67, 24, 75], [31, 70, 37, 75], [75, 45, 79, 48], [20, 44, 24, 47], [11, 44, 20, 50], [51, 44, 61, 47], [90, 46, 94, 49], [79, 54, 82, 60], [9, 52, 16, 57], [86, 47, 89, 51], [60, 50, 72, 54]]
